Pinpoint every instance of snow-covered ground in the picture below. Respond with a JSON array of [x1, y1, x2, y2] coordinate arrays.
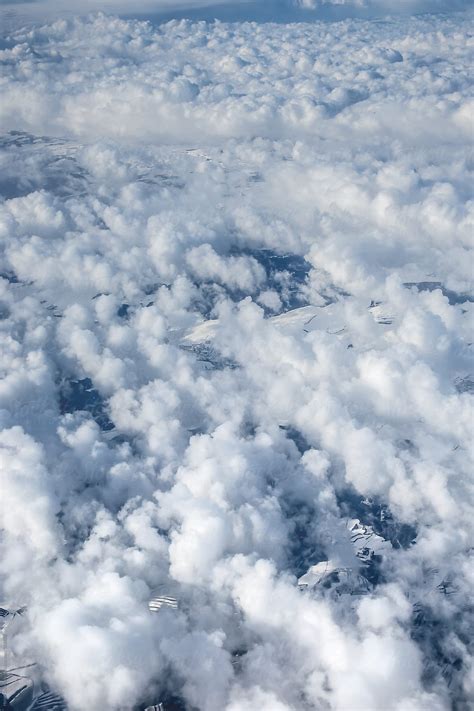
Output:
[[0, 3, 473, 710]]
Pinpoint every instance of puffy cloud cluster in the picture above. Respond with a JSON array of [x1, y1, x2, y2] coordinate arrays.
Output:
[[0, 5, 472, 711], [0, 9, 472, 149]]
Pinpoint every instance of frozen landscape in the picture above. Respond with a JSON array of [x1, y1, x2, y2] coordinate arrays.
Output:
[[0, 0, 473, 709]]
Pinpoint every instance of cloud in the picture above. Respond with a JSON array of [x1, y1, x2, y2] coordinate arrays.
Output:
[[0, 0, 472, 25], [0, 6, 472, 711]]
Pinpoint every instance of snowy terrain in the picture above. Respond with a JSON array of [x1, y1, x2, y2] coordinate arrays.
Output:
[[0, 2, 473, 710]]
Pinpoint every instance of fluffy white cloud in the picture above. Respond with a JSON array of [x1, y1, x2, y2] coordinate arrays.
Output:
[[0, 5, 472, 711]]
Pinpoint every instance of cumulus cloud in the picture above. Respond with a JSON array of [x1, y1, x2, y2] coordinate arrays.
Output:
[[0, 4, 472, 711]]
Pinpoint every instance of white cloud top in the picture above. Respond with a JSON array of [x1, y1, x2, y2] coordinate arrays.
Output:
[[0, 4, 472, 711]]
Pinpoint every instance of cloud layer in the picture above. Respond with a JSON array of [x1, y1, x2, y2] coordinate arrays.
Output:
[[0, 0, 472, 30], [0, 6, 473, 711]]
